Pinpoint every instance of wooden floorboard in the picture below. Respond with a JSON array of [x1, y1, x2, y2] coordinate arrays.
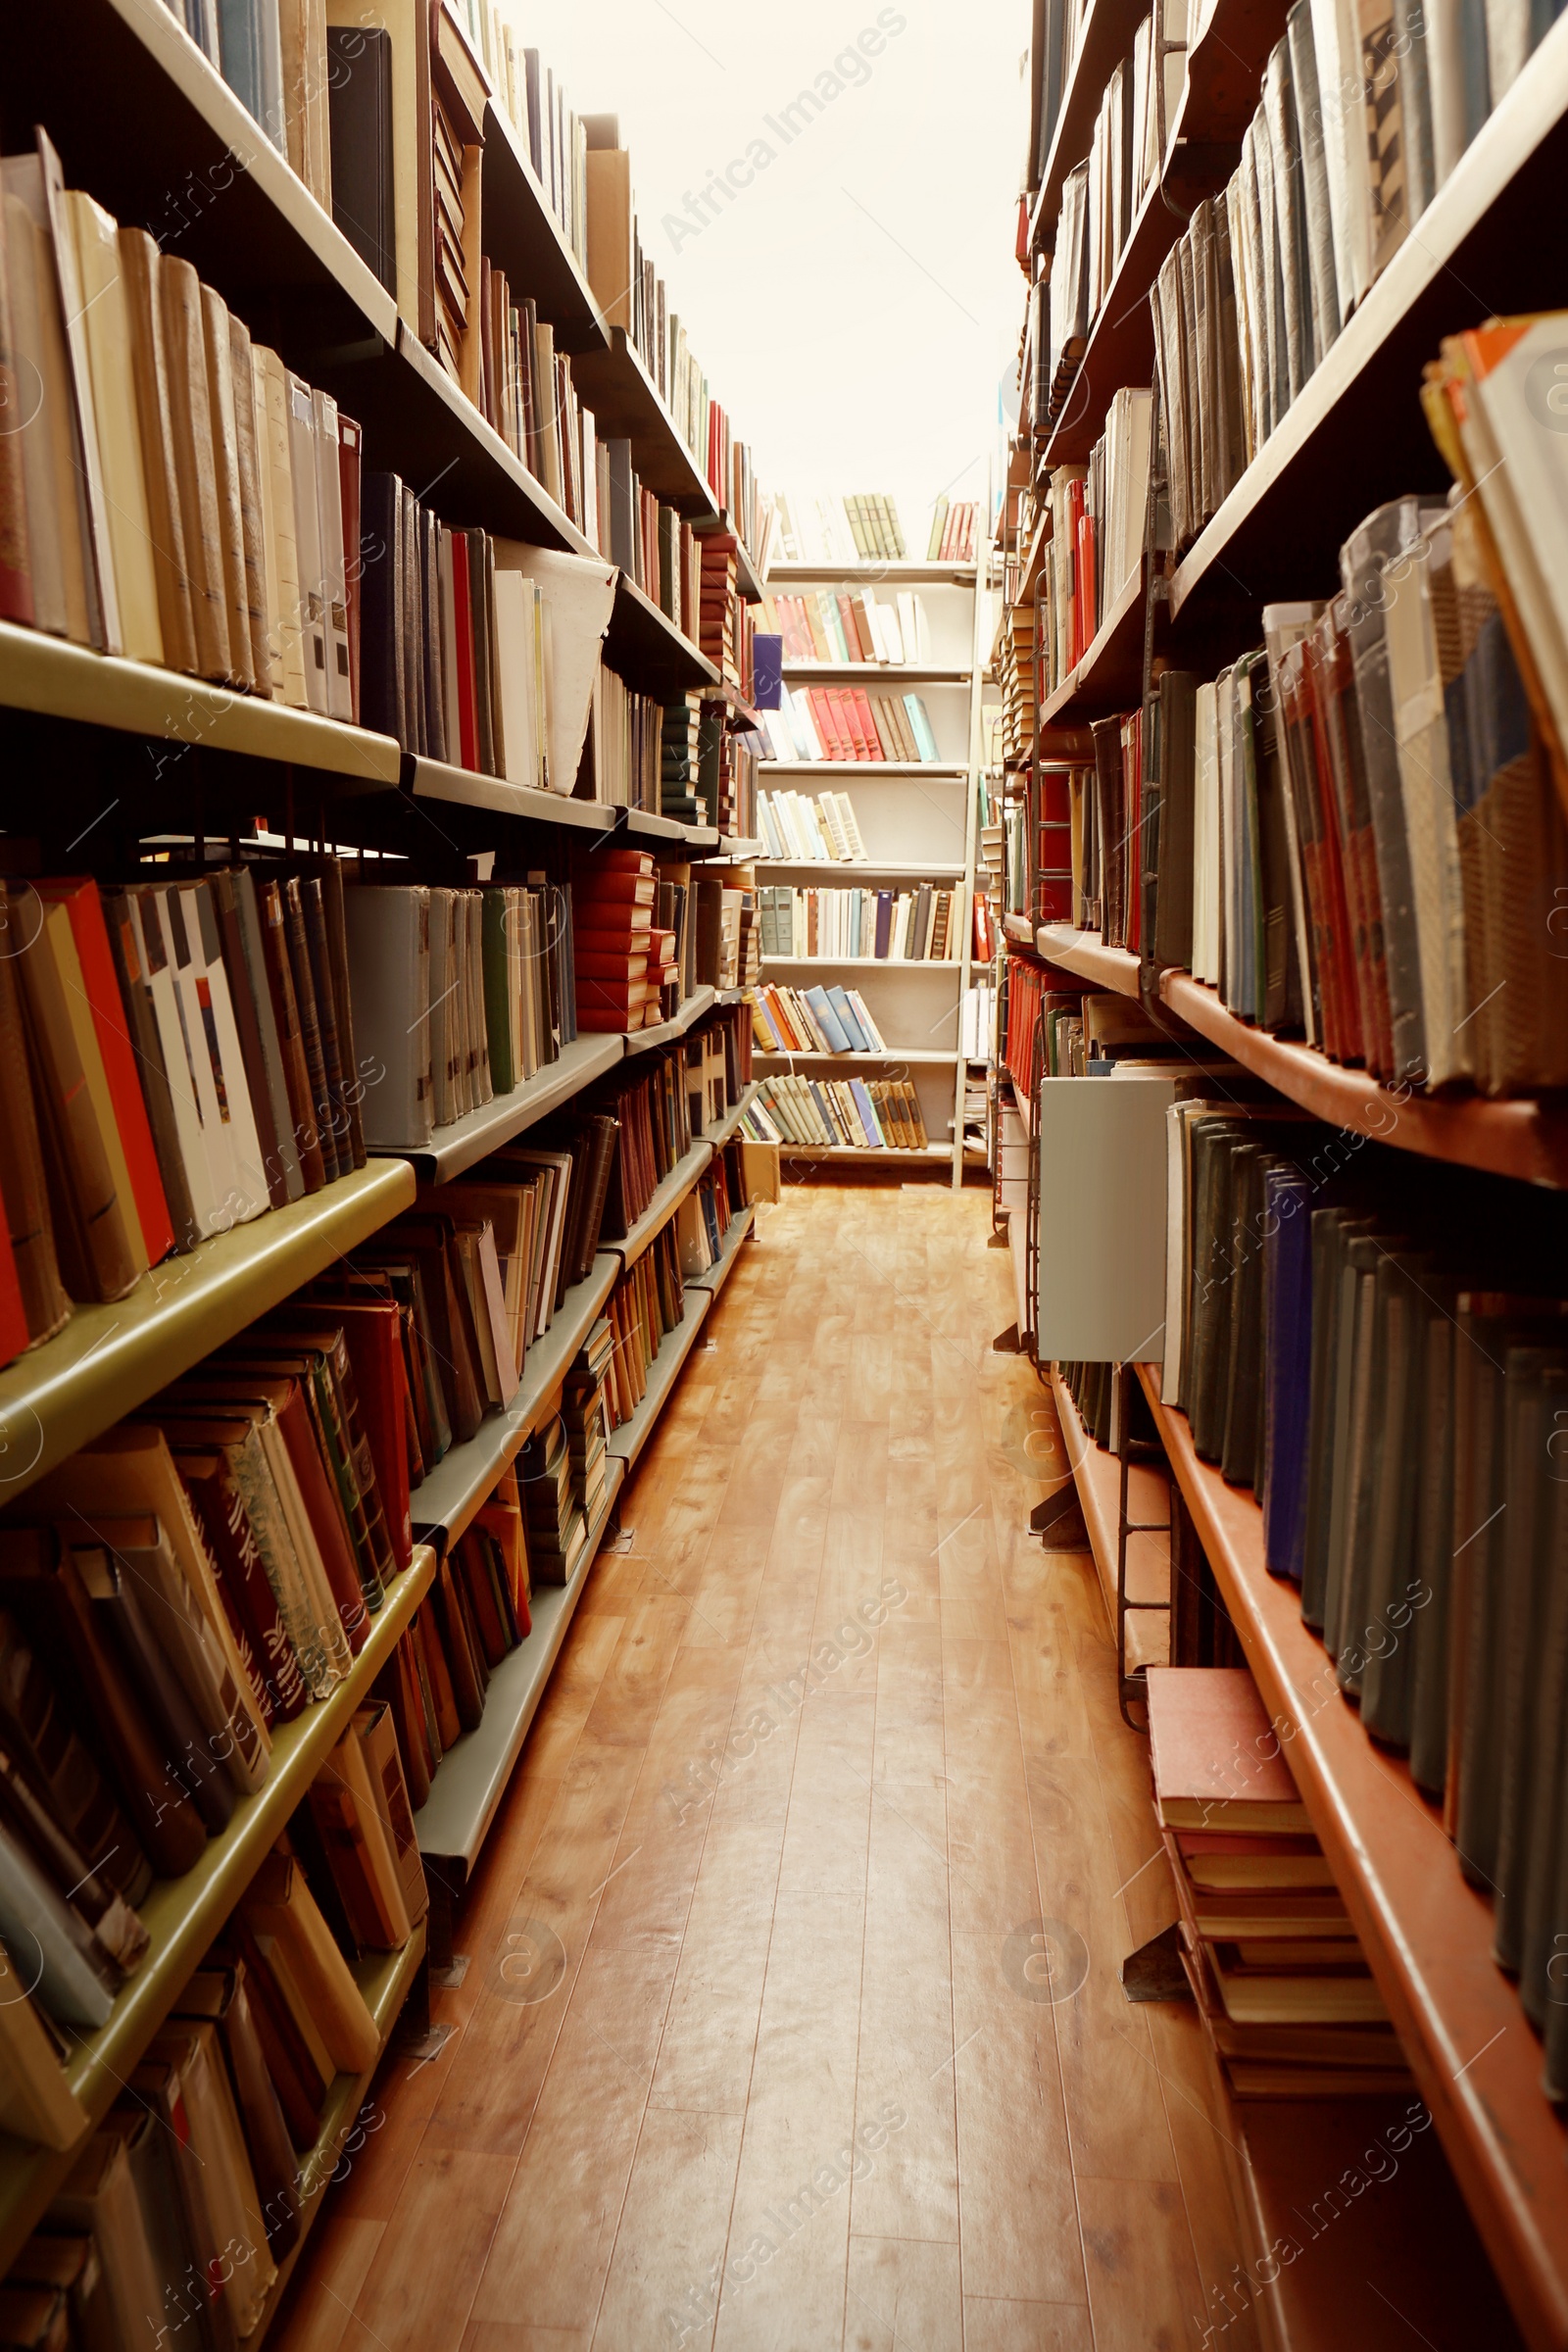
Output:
[[272, 1181, 1253, 2352]]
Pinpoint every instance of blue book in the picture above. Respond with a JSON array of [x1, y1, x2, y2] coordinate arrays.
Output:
[[754, 631, 783, 710], [849, 1080, 885, 1145], [804, 986, 853, 1053], [903, 695, 940, 761], [827, 985, 869, 1052]]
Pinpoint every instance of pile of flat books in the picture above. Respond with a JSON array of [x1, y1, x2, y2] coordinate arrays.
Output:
[[1148, 1668, 1411, 2099], [564, 1318, 614, 1528], [517, 1417, 588, 1589]]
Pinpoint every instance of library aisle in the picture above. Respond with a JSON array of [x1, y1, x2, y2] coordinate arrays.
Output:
[[271, 1184, 1246, 2352]]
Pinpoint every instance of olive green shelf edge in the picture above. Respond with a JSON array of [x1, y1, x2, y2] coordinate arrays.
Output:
[[240, 1923, 428, 2350], [0, 1541, 438, 2277], [0, 621, 403, 781], [0, 1163, 416, 1504]]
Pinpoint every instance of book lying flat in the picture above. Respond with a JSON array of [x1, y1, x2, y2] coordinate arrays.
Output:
[[1147, 1666, 1313, 1832]]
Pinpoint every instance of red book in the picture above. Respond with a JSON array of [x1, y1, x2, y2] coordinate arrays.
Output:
[[0, 1222, 26, 1372], [575, 950, 646, 980], [833, 689, 866, 761], [574, 873, 657, 906], [305, 1296, 414, 1574], [850, 692, 881, 763], [806, 689, 840, 760], [36, 875, 174, 1266], [579, 850, 654, 878], [1075, 512, 1097, 662], [574, 910, 653, 941], [451, 531, 479, 770]]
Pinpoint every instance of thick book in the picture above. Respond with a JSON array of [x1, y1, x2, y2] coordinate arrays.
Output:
[[1147, 1666, 1313, 1832]]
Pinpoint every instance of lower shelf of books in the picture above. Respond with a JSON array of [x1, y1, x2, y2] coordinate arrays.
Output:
[[607, 1293, 713, 1473], [0, 1542, 438, 2277], [0, 1162, 416, 1503], [1050, 1368, 1169, 1673], [414, 1464, 625, 1885], [240, 1924, 429, 2349], [410, 1255, 622, 1551], [686, 1204, 755, 1298], [1136, 1365, 1568, 2351], [612, 1139, 715, 1270]]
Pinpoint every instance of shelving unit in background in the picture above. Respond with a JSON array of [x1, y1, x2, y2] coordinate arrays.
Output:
[[755, 535, 996, 1184]]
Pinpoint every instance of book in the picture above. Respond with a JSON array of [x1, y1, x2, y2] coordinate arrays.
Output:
[[1147, 1666, 1313, 1831]]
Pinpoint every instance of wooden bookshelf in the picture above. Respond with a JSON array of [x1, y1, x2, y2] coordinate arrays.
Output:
[[1031, 924, 1568, 1187], [1034, 923, 1143, 993], [1027, 0, 1148, 252], [766, 563, 978, 587], [1167, 14, 1568, 633], [0, 1543, 438, 2278], [608, 576, 719, 694], [1137, 1366, 1568, 2352], [0, 1165, 414, 1503]]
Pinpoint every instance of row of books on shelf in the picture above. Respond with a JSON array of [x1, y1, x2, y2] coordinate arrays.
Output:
[[760, 687, 944, 766], [694, 537, 757, 695], [772, 492, 978, 565], [1146, 1666, 1409, 2096], [1028, 0, 1187, 431], [1153, 1094, 1568, 2084], [741, 1077, 930, 1153], [750, 983, 889, 1059], [675, 1148, 754, 1280], [1064, 408, 1568, 1095], [589, 680, 758, 832], [185, 0, 771, 576], [1140, 0, 1559, 558], [772, 589, 935, 667], [959, 981, 996, 1061], [757, 882, 966, 963], [755, 788, 868, 864], [1038, 388, 1153, 690]]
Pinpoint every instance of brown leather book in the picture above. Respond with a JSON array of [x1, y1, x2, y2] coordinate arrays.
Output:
[[159, 255, 232, 681], [250, 1315, 393, 1597], [0, 1530, 206, 1880], [432, 1550, 484, 1733], [199, 286, 254, 693], [412, 1603, 461, 1751], [172, 1963, 300, 2259], [215, 1915, 326, 2151], [225, 312, 272, 695], [0, 906, 71, 1344], [373, 1638, 430, 1809], [67, 1536, 233, 1838], [116, 227, 197, 674], [14, 901, 138, 1304], [256, 880, 325, 1193], [173, 1443, 308, 1726]]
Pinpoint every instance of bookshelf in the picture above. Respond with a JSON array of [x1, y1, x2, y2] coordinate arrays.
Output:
[[757, 545, 993, 1183], [0, 1543, 438, 2278], [1138, 1366, 1568, 2352], [0, 0, 772, 2320], [1011, 0, 1568, 2334]]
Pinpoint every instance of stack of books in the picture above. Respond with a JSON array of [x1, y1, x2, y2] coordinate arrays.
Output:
[[745, 1077, 929, 1152], [758, 882, 963, 961], [591, 669, 664, 812], [604, 1226, 688, 1430], [997, 604, 1038, 761], [774, 589, 931, 665], [0, 864, 370, 1363], [517, 1418, 587, 1588], [699, 696, 760, 839], [564, 1316, 613, 1526], [662, 694, 706, 824], [343, 877, 575, 1149], [572, 852, 662, 1033], [762, 686, 942, 764], [1149, 1669, 1410, 2099], [757, 788, 868, 862], [698, 535, 741, 685], [751, 983, 887, 1056]]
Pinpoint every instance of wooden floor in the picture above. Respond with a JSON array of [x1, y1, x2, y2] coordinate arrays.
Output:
[[276, 1180, 1255, 2352]]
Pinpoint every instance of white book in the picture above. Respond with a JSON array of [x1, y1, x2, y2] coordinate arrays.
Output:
[[155, 883, 241, 1228], [178, 882, 270, 1222], [832, 792, 869, 858], [127, 892, 220, 1240], [1465, 317, 1568, 763], [285, 371, 328, 713], [493, 569, 540, 791]]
